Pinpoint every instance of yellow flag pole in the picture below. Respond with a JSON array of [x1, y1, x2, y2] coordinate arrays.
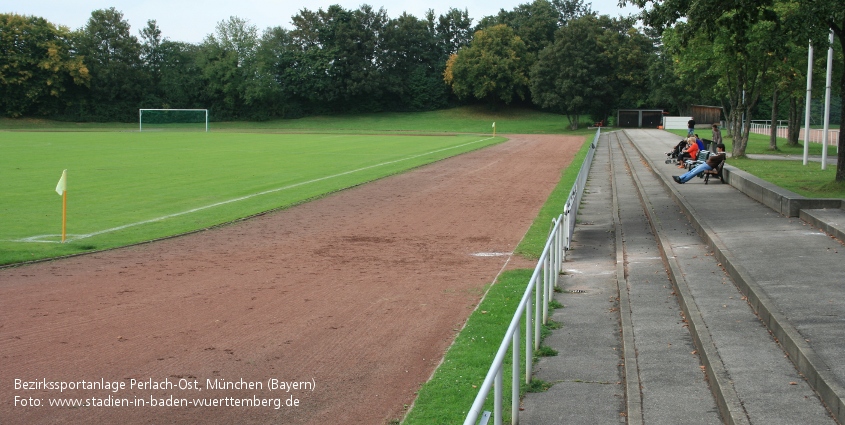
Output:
[[61, 190, 67, 243], [56, 169, 68, 243]]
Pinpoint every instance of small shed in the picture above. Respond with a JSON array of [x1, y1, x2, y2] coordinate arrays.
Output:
[[691, 105, 723, 125], [617, 109, 665, 128], [663, 116, 693, 130]]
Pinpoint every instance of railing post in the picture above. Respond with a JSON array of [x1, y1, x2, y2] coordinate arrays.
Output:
[[542, 255, 549, 324], [534, 274, 541, 350], [558, 213, 564, 278], [547, 247, 554, 302], [512, 326, 520, 425], [495, 367, 503, 425], [525, 289, 533, 384], [557, 215, 563, 276]]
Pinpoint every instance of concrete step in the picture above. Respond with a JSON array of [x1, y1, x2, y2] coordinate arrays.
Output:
[[616, 131, 834, 424], [520, 132, 836, 424]]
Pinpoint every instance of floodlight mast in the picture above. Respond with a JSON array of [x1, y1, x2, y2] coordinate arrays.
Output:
[[139, 109, 209, 132]]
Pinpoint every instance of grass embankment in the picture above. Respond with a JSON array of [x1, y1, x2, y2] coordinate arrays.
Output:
[[666, 129, 845, 198], [403, 133, 596, 424], [0, 105, 590, 135]]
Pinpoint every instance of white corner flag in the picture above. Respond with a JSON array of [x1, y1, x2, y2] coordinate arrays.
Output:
[[492, 122, 496, 136], [56, 170, 68, 242], [56, 169, 67, 195]]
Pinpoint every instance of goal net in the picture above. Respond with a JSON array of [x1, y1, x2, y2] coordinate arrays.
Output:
[[139, 109, 209, 132]]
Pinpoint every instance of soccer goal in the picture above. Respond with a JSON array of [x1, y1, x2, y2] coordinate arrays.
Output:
[[139, 109, 209, 132]]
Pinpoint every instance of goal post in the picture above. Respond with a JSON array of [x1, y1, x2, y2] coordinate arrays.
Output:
[[139, 109, 209, 132]]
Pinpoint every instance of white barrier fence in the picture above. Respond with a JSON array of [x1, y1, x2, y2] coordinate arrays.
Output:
[[463, 128, 600, 425], [748, 123, 840, 146]]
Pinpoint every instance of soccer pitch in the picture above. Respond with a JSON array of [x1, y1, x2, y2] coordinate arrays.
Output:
[[1, 131, 502, 265]]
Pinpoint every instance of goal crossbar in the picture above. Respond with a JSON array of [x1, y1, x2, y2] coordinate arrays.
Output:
[[139, 109, 208, 132]]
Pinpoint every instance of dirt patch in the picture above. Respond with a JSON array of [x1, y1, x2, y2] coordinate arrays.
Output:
[[0, 135, 582, 424]]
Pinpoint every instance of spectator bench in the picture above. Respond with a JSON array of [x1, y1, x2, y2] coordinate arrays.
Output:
[[683, 150, 725, 184]]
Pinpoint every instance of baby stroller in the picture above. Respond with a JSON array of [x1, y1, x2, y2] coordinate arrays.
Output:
[[665, 140, 687, 164]]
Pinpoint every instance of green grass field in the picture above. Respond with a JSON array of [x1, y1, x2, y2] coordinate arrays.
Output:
[[1, 131, 505, 265], [1, 106, 599, 266], [0, 105, 588, 134]]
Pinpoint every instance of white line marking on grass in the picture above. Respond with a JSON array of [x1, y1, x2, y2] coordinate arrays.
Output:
[[15, 137, 496, 243]]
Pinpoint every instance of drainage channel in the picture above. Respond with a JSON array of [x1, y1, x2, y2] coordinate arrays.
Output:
[[608, 131, 722, 425]]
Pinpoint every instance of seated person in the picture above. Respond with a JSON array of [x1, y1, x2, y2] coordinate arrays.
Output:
[[673, 144, 726, 184], [677, 137, 699, 168], [694, 134, 705, 151]]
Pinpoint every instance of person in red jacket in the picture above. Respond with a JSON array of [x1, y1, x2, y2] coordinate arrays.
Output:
[[677, 137, 699, 168]]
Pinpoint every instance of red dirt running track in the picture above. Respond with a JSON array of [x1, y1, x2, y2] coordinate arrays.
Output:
[[0, 135, 581, 424]]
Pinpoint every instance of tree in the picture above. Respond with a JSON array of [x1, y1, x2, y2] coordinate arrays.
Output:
[[0, 14, 89, 117], [139, 19, 165, 105], [444, 24, 530, 106], [625, 0, 844, 179], [155, 40, 205, 109], [196, 16, 261, 119], [595, 15, 653, 120], [435, 8, 474, 57], [550, 0, 594, 25], [477, 0, 561, 61], [285, 5, 389, 113], [644, 27, 705, 116], [380, 13, 448, 110], [75, 7, 145, 121], [625, 0, 787, 158], [530, 16, 611, 128]]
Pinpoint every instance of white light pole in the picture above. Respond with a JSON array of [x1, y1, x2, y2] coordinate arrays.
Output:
[[803, 41, 813, 166], [821, 30, 834, 170]]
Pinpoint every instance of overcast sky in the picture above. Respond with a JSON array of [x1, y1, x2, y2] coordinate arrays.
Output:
[[6, 0, 641, 44]]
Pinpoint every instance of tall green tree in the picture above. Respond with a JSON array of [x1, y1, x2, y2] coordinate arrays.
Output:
[[645, 27, 705, 115], [160, 41, 205, 109], [197, 16, 263, 119], [381, 13, 448, 110], [286, 5, 388, 113], [0, 13, 89, 117], [596, 15, 653, 118], [625, 0, 788, 157], [529, 15, 611, 128], [75, 7, 145, 121], [435, 8, 474, 57], [477, 0, 562, 61], [625, 0, 843, 178], [444, 24, 530, 106], [550, 0, 594, 25], [139, 19, 165, 106], [254, 26, 300, 118]]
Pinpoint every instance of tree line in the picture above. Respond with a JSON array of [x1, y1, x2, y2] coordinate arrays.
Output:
[[1, 0, 657, 125], [0, 0, 842, 169]]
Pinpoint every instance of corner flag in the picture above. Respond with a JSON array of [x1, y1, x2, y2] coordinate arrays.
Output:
[[492, 122, 496, 136], [56, 169, 67, 195], [56, 170, 67, 242]]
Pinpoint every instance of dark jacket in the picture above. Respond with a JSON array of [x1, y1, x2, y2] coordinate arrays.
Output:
[[706, 152, 726, 168]]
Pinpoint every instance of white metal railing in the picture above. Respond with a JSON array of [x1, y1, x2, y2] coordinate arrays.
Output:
[[463, 128, 600, 425], [748, 122, 839, 146]]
